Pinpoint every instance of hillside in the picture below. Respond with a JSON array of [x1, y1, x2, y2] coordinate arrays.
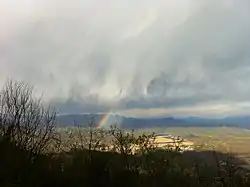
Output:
[[56, 114, 245, 129]]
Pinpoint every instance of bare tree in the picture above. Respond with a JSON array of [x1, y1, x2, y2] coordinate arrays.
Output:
[[0, 80, 58, 154], [134, 132, 156, 155], [109, 125, 136, 155], [62, 116, 108, 152]]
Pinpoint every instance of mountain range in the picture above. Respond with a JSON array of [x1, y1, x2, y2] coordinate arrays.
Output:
[[56, 114, 250, 129]]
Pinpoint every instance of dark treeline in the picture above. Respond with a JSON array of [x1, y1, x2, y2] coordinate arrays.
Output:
[[1, 80, 250, 187]]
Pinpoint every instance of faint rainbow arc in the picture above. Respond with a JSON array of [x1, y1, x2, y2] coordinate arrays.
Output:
[[97, 113, 110, 128], [97, 88, 123, 128]]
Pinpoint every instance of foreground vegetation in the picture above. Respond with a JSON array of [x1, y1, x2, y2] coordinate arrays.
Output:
[[137, 127, 250, 160], [1, 80, 250, 187]]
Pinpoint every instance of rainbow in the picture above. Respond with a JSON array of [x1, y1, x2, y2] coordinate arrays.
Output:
[[97, 113, 111, 128], [97, 112, 123, 128]]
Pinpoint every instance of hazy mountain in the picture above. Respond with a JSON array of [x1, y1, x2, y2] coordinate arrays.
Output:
[[56, 114, 249, 129], [56, 114, 123, 128]]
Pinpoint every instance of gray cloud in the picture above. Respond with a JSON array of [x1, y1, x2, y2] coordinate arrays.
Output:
[[1, 0, 250, 116]]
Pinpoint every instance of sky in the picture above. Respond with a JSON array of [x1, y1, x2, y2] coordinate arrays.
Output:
[[1, 0, 250, 117]]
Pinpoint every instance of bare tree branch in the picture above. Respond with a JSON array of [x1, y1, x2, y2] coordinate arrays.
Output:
[[0, 80, 58, 154]]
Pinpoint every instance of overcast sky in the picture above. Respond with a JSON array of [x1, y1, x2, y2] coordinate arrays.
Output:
[[1, 0, 250, 117]]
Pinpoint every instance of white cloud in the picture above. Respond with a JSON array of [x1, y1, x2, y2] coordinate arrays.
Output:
[[1, 0, 250, 116]]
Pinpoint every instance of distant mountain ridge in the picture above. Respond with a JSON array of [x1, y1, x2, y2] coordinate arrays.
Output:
[[56, 114, 250, 129]]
